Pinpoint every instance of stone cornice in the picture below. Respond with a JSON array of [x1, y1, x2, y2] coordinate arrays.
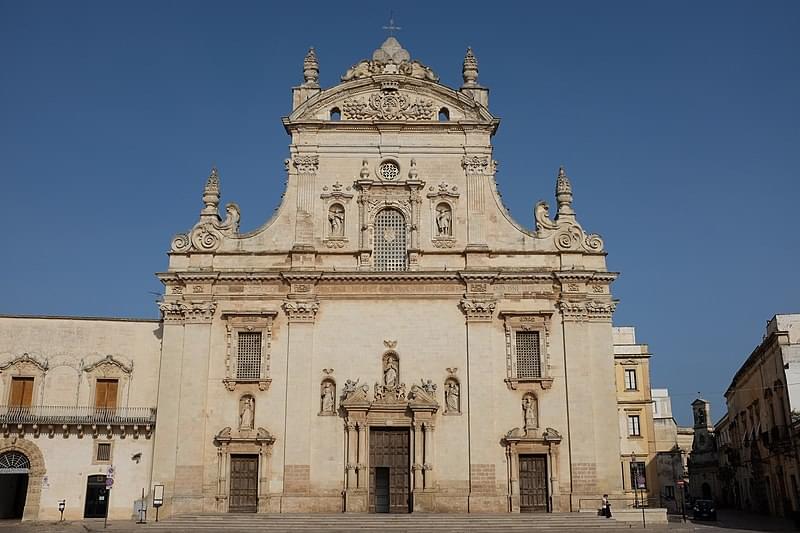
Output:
[[557, 300, 617, 322], [159, 301, 217, 323], [554, 271, 619, 284]]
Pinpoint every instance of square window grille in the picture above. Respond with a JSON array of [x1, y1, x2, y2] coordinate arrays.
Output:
[[373, 209, 407, 271], [96, 442, 111, 462], [237, 332, 262, 379], [515, 331, 541, 378]]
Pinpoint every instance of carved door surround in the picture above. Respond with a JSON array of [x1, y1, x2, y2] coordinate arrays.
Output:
[[213, 426, 275, 513], [340, 384, 438, 513], [499, 311, 554, 391], [354, 168, 425, 271], [503, 427, 562, 513]]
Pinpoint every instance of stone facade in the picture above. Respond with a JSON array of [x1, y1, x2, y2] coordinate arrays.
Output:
[[651, 388, 693, 512], [703, 314, 800, 517], [0, 38, 641, 519]]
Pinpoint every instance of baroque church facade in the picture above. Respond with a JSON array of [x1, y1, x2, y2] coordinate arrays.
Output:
[[0, 38, 630, 519]]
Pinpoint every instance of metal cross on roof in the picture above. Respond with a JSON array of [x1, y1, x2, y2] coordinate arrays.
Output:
[[382, 14, 402, 36]]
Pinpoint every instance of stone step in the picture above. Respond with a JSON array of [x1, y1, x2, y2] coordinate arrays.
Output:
[[140, 513, 627, 531]]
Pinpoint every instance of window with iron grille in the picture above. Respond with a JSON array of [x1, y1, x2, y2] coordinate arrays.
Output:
[[624, 368, 638, 390], [96, 442, 112, 462], [630, 461, 647, 489], [236, 331, 262, 379], [515, 331, 542, 378], [373, 209, 407, 271]]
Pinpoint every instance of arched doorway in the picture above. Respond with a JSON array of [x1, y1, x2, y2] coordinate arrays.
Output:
[[702, 482, 712, 500], [0, 451, 30, 519]]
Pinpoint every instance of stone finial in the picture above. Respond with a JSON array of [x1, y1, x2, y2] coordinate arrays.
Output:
[[303, 47, 319, 86], [555, 166, 575, 218], [359, 160, 370, 179], [462, 47, 479, 87], [201, 167, 221, 217]]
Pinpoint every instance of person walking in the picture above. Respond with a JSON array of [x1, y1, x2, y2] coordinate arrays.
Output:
[[602, 494, 612, 518]]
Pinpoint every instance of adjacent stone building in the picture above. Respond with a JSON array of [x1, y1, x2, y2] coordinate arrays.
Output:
[[712, 314, 800, 517], [1, 38, 638, 520], [651, 389, 693, 512]]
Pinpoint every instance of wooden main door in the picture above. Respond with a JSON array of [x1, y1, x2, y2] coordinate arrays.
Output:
[[369, 428, 410, 513], [519, 454, 548, 513], [229, 455, 258, 513]]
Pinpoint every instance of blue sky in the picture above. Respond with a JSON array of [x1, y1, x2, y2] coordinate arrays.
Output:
[[1, 1, 798, 425]]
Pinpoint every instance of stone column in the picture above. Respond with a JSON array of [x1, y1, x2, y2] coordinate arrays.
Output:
[[413, 422, 424, 490], [509, 443, 520, 505], [281, 298, 318, 504], [292, 154, 319, 246], [357, 422, 367, 489], [461, 286, 503, 512], [462, 155, 492, 247], [155, 300, 216, 515], [345, 421, 357, 489], [258, 445, 272, 512], [423, 422, 436, 490]]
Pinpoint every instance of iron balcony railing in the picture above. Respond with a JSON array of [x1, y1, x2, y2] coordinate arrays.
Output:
[[0, 405, 156, 425]]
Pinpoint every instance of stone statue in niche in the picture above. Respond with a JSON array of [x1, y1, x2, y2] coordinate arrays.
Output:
[[384, 354, 399, 389], [321, 381, 336, 414], [328, 204, 345, 237], [239, 396, 254, 430], [445, 379, 460, 414], [435, 203, 452, 237], [522, 395, 538, 430]]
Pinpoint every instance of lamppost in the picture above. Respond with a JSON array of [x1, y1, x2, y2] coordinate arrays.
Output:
[[631, 453, 646, 528], [58, 500, 65, 521]]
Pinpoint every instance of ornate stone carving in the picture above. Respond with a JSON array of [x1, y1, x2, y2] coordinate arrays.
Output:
[[341, 37, 439, 82], [81, 354, 133, 375], [557, 300, 616, 321], [342, 90, 435, 121], [383, 353, 399, 388], [328, 204, 345, 237], [282, 300, 319, 322], [460, 298, 496, 321], [0, 352, 48, 372], [303, 47, 319, 87], [341, 379, 369, 402], [292, 155, 320, 174], [159, 301, 217, 322], [462, 47, 479, 87], [408, 380, 437, 404], [444, 378, 460, 415], [435, 203, 452, 237], [171, 168, 241, 254], [534, 167, 604, 253], [461, 155, 494, 175], [375, 381, 406, 402]]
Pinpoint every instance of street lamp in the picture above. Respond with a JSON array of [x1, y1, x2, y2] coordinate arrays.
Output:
[[58, 500, 65, 521], [631, 453, 647, 528]]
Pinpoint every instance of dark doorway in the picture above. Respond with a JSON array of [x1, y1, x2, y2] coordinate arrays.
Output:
[[229, 455, 258, 513], [369, 427, 410, 513], [0, 450, 30, 520], [519, 454, 549, 512], [702, 482, 712, 500], [375, 467, 390, 513], [0, 474, 28, 519], [84, 475, 108, 518]]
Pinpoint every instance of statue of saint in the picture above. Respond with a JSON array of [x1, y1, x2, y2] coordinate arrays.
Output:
[[321, 382, 335, 413], [523, 396, 537, 429], [239, 396, 254, 430], [445, 381, 460, 413], [384, 357, 398, 389], [328, 205, 345, 237], [436, 205, 452, 236]]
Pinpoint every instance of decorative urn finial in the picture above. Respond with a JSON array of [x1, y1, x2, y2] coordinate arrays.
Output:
[[201, 166, 221, 217], [408, 159, 418, 180], [462, 47, 479, 87], [555, 166, 575, 218], [360, 160, 370, 179], [303, 47, 319, 86]]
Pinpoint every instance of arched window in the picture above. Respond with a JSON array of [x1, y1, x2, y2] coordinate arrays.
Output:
[[438, 107, 450, 121], [330, 107, 341, 121], [0, 451, 30, 473], [373, 208, 407, 271]]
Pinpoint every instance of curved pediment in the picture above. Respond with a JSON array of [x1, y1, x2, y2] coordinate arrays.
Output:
[[287, 76, 496, 125]]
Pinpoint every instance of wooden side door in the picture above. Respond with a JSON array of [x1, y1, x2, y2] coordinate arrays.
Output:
[[9, 377, 34, 408], [229, 455, 258, 513], [519, 455, 548, 513], [388, 429, 410, 514]]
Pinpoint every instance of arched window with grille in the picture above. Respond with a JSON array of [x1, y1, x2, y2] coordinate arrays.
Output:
[[373, 208, 407, 271]]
